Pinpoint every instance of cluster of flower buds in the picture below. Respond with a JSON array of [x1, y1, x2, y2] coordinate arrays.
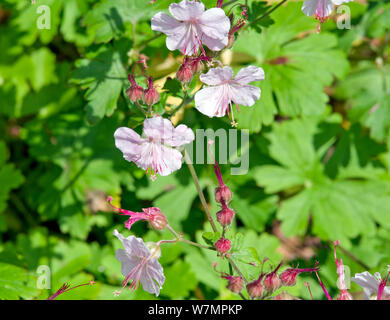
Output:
[[208, 140, 235, 254], [126, 59, 160, 108], [176, 55, 209, 84]]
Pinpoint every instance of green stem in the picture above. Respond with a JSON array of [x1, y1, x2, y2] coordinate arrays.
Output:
[[184, 151, 218, 233], [167, 224, 215, 250]]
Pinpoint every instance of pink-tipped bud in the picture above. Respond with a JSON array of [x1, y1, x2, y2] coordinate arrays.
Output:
[[176, 61, 193, 83], [215, 184, 232, 203], [143, 207, 168, 230], [226, 276, 243, 293], [216, 207, 235, 226], [264, 265, 282, 292], [279, 266, 319, 287], [143, 77, 160, 106], [215, 237, 231, 254], [126, 75, 144, 103], [246, 279, 263, 299], [272, 292, 299, 300]]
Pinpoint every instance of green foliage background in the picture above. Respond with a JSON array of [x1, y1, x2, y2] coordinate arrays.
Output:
[[0, 0, 389, 300]]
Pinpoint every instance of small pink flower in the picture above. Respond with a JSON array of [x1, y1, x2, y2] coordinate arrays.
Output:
[[114, 116, 194, 179], [195, 66, 264, 123], [107, 196, 168, 231], [113, 230, 165, 296], [302, 0, 353, 22], [151, 0, 231, 56]]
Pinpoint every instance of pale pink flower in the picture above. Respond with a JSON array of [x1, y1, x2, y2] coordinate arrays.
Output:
[[114, 116, 194, 179], [151, 0, 230, 56], [113, 229, 165, 297], [194, 66, 265, 122], [352, 271, 390, 300], [302, 0, 353, 22]]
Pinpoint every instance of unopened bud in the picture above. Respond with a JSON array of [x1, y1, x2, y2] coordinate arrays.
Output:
[[246, 279, 263, 299], [226, 276, 243, 293], [215, 237, 231, 253], [126, 74, 144, 103], [126, 86, 143, 103], [215, 184, 232, 203], [190, 59, 203, 74], [216, 207, 235, 226], [272, 291, 299, 300], [143, 207, 168, 230], [264, 272, 281, 292], [143, 77, 160, 106], [176, 62, 193, 83], [280, 266, 319, 287]]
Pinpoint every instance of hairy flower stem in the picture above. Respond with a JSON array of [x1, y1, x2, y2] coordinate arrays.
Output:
[[184, 151, 218, 232], [166, 224, 215, 250]]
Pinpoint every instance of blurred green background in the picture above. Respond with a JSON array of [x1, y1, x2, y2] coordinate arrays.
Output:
[[0, 0, 390, 300]]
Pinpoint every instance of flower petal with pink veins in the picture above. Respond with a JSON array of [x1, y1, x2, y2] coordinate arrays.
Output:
[[114, 127, 145, 163], [113, 230, 165, 297], [169, 0, 205, 21], [195, 85, 229, 117], [234, 66, 265, 85], [302, 0, 334, 18], [199, 67, 234, 86], [135, 143, 183, 176], [230, 83, 261, 107], [198, 8, 230, 48], [150, 12, 183, 35]]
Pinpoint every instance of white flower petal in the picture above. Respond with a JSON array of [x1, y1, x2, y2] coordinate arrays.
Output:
[[230, 83, 261, 107], [197, 8, 230, 51], [169, 0, 205, 21], [143, 116, 174, 142], [332, 0, 353, 5], [302, 0, 318, 16], [170, 124, 195, 147], [199, 66, 234, 86], [113, 230, 150, 258], [195, 85, 228, 117], [115, 249, 140, 277], [114, 127, 145, 163], [351, 271, 381, 299], [234, 66, 265, 85], [140, 260, 165, 296], [151, 12, 183, 36]]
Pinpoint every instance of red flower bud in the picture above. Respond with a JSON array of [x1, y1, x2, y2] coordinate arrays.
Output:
[[264, 272, 281, 292], [190, 58, 203, 74], [279, 266, 318, 287], [215, 237, 231, 254], [215, 184, 232, 203], [143, 77, 160, 106], [246, 278, 263, 299], [216, 207, 235, 226], [176, 61, 193, 83], [226, 276, 243, 293], [126, 74, 144, 103], [143, 207, 168, 231]]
